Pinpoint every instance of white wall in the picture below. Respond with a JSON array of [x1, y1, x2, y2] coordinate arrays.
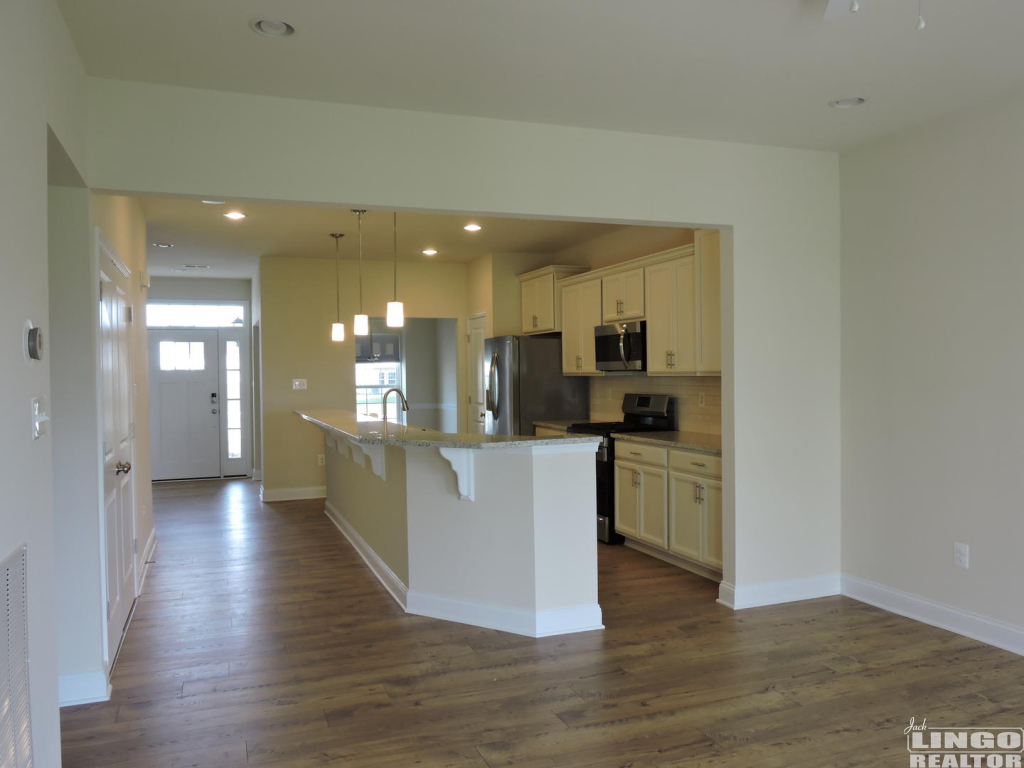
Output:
[[841, 92, 1024, 630], [86, 77, 841, 599], [2, 1, 88, 763]]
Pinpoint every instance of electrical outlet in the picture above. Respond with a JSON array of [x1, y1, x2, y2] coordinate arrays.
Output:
[[954, 542, 969, 569], [317, 454, 325, 466], [699, 393, 706, 407], [292, 379, 307, 390]]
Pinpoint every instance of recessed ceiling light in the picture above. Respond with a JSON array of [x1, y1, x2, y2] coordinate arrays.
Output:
[[249, 19, 295, 38], [152, 242, 174, 248], [224, 211, 246, 220], [182, 265, 211, 270], [464, 224, 482, 232], [422, 248, 438, 256], [828, 97, 867, 109], [173, 268, 186, 273], [201, 200, 225, 205]]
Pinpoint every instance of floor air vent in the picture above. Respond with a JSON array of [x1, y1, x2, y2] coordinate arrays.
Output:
[[1, 546, 33, 768]]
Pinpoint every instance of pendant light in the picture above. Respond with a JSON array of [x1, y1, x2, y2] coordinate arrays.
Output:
[[329, 233, 345, 341], [386, 212, 404, 328], [351, 209, 369, 336]]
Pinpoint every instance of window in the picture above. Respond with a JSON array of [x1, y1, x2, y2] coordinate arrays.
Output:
[[159, 341, 205, 371], [355, 362, 402, 421], [225, 341, 242, 458], [147, 304, 244, 328]]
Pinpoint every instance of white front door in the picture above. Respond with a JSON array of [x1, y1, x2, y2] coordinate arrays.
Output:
[[99, 241, 137, 664], [149, 329, 221, 480], [468, 315, 487, 434]]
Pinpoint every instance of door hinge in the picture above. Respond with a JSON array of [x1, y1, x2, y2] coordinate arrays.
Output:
[[126, 306, 134, 323], [133, 538, 138, 555], [99, 281, 104, 300], [106, 600, 111, 621]]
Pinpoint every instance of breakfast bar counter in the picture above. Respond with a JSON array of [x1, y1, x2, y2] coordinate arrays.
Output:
[[296, 409, 603, 637]]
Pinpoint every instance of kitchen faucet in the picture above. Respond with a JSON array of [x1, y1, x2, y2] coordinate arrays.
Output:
[[381, 388, 409, 423]]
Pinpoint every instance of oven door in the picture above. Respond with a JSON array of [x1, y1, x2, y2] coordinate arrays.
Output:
[[595, 322, 646, 372]]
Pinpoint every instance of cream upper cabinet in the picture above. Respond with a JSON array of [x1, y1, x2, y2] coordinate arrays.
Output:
[[601, 267, 645, 323], [519, 265, 588, 335], [645, 256, 696, 375], [560, 279, 603, 375], [695, 229, 721, 374]]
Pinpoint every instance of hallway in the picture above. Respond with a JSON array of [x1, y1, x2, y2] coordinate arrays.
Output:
[[59, 480, 1023, 768]]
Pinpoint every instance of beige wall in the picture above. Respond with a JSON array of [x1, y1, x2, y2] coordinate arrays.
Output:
[[841, 91, 1024, 628], [87, 76, 842, 598], [326, 444, 408, 585], [261, 256, 467, 493], [148, 276, 251, 302]]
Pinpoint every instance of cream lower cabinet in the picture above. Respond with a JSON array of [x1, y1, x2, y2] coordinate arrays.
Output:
[[668, 471, 722, 569], [616, 442, 722, 574], [614, 459, 668, 549], [560, 279, 603, 375]]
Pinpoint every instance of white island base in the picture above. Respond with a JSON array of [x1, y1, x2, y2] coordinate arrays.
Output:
[[297, 410, 603, 638]]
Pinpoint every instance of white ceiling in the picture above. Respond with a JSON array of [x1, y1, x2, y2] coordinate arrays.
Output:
[[57, 0, 1024, 151], [141, 197, 624, 277]]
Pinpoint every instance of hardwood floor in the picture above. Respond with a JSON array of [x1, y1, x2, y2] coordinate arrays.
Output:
[[61, 479, 1023, 768]]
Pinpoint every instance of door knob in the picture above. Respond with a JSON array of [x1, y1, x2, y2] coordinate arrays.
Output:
[[212, 408, 219, 414], [115, 461, 132, 475]]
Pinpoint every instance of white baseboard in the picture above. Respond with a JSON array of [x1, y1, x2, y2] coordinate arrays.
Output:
[[719, 572, 841, 610], [252, 469, 263, 481], [59, 670, 111, 707], [260, 485, 326, 502], [842, 575, 1024, 657], [406, 591, 603, 638], [324, 501, 408, 609], [136, 529, 157, 592]]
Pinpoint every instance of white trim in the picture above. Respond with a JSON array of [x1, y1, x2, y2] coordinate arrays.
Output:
[[722, 572, 840, 609], [136, 529, 157, 593], [59, 670, 111, 707], [96, 227, 130, 278], [259, 485, 326, 502], [406, 591, 603, 638], [324, 501, 408, 609], [252, 469, 263, 482], [842, 575, 1024, 658], [624, 538, 722, 583]]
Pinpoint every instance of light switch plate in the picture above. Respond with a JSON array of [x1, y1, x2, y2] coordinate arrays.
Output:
[[292, 379, 307, 390], [31, 396, 50, 440]]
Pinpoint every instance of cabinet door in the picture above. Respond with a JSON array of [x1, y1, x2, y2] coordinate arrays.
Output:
[[601, 274, 623, 323], [534, 273, 556, 332], [668, 471, 702, 561], [701, 478, 723, 569], [637, 465, 668, 549], [696, 229, 721, 374], [673, 256, 698, 374], [614, 461, 639, 538], [645, 261, 676, 375], [560, 284, 582, 374], [521, 278, 539, 334], [579, 279, 604, 374], [620, 267, 646, 320]]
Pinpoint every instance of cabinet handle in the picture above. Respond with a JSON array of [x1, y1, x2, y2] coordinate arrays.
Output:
[[694, 482, 699, 503], [698, 484, 704, 503], [629, 451, 641, 456], [691, 461, 706, 467], [633, 469, 639, 487]]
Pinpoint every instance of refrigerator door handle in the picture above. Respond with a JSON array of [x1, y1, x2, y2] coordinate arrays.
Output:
[[485, 351, 500, 415]]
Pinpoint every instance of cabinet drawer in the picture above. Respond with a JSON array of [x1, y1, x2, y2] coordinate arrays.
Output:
[[615, 441, 667, 467], [669, 450, 721, 477]]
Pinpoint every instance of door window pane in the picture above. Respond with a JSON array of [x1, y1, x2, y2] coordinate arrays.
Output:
[[225, 341, 240, 370], [159, 341, 205, 371], [227, 429, 241, 459], [227, 399, 241, 429], [226, 370, 241, 400]]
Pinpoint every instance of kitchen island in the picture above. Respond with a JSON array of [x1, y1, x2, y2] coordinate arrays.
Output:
[[296, 409, 604, 637]]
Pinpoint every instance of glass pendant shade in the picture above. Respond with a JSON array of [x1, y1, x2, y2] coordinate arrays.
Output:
[[386, 301, 405, 328], [354, 313, 369, 336], [331, 322, 345, 342]]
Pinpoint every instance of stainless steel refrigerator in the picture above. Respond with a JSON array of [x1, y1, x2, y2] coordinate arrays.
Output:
[[484, 335, 589, 436]]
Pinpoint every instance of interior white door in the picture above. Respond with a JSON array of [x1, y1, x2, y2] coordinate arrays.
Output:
[[468, 315, 487, 434], [99, 241, 136, 664], [149, 329, 221, 479]]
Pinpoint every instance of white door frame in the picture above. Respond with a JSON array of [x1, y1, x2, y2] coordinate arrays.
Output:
[[467, 313, 487, 434], [145, 299, 253, 479]]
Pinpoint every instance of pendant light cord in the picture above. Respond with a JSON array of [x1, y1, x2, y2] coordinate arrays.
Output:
[[393, 212, 398, 300], [330, 233, 344, 322], [357, 211, 364, 313]]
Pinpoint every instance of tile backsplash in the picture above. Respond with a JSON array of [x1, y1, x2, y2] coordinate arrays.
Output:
[[590, 375, 722, 435]]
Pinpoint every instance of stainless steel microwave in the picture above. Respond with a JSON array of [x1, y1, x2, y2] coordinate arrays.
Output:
[[595, 321, 647, 372]]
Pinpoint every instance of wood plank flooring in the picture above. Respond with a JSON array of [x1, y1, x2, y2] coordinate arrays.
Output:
[[61, 479, 1024, 767]]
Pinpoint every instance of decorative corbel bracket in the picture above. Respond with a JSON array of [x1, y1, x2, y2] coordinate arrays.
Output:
[[331, 434, 386, 481], [437, 447, 476, 502]]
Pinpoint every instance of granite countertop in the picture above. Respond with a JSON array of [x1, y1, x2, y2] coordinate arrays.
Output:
[[533, 419, 594, 431], [297, 409, 601, 450], [613, 431, 722, 457]]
